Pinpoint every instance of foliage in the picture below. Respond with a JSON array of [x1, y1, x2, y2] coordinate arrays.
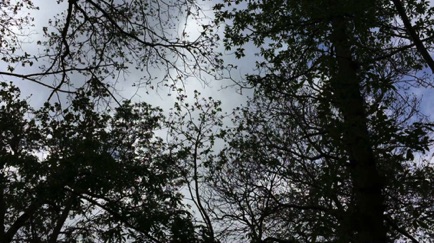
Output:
[[208, 85, 434, 242], [0, 82, 196, 242], [2, 0, 434, 242], [208, 0, 434, 242]]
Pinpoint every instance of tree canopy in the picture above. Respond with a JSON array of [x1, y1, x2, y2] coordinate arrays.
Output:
[[1, 0, 434, 242], [0, 82, 200, 242], [0, 0, 219, 100], [209, 0, 434, 242]]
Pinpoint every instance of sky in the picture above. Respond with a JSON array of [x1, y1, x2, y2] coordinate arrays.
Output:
[[0, 0, 253, 115], [3, 1, 434, 165], [8, 0, 433, 119]]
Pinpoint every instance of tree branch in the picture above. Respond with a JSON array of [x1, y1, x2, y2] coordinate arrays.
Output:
[[385, 216, 419, 243], [48, 195, 75, 243], [4, 198, 44, 242], [392, 0, 434, 73]]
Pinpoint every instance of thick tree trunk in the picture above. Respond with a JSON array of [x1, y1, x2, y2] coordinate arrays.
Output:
[[329, 17, 387, 242]]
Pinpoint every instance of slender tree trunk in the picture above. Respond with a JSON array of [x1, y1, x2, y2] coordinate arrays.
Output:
[[48, 195, 74, 243], [329, 17, 387, 242], [0, 175, 5, 242]]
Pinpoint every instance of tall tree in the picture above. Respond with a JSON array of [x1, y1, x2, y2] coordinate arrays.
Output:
[[212, 0, 434, 242]]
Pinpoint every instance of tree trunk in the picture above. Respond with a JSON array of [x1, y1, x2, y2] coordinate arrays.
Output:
[[329, 17, 387, 242], [0, 175, 5, 242]]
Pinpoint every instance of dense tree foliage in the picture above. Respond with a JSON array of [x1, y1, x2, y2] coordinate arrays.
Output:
[[1, 0, 434, 242], [209, 0, 434, 242], [0, 82, 198, 242]]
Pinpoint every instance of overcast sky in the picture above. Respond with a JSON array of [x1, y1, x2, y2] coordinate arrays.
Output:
[[3, 0, 434, 123], [0, 0, 255, 115]]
